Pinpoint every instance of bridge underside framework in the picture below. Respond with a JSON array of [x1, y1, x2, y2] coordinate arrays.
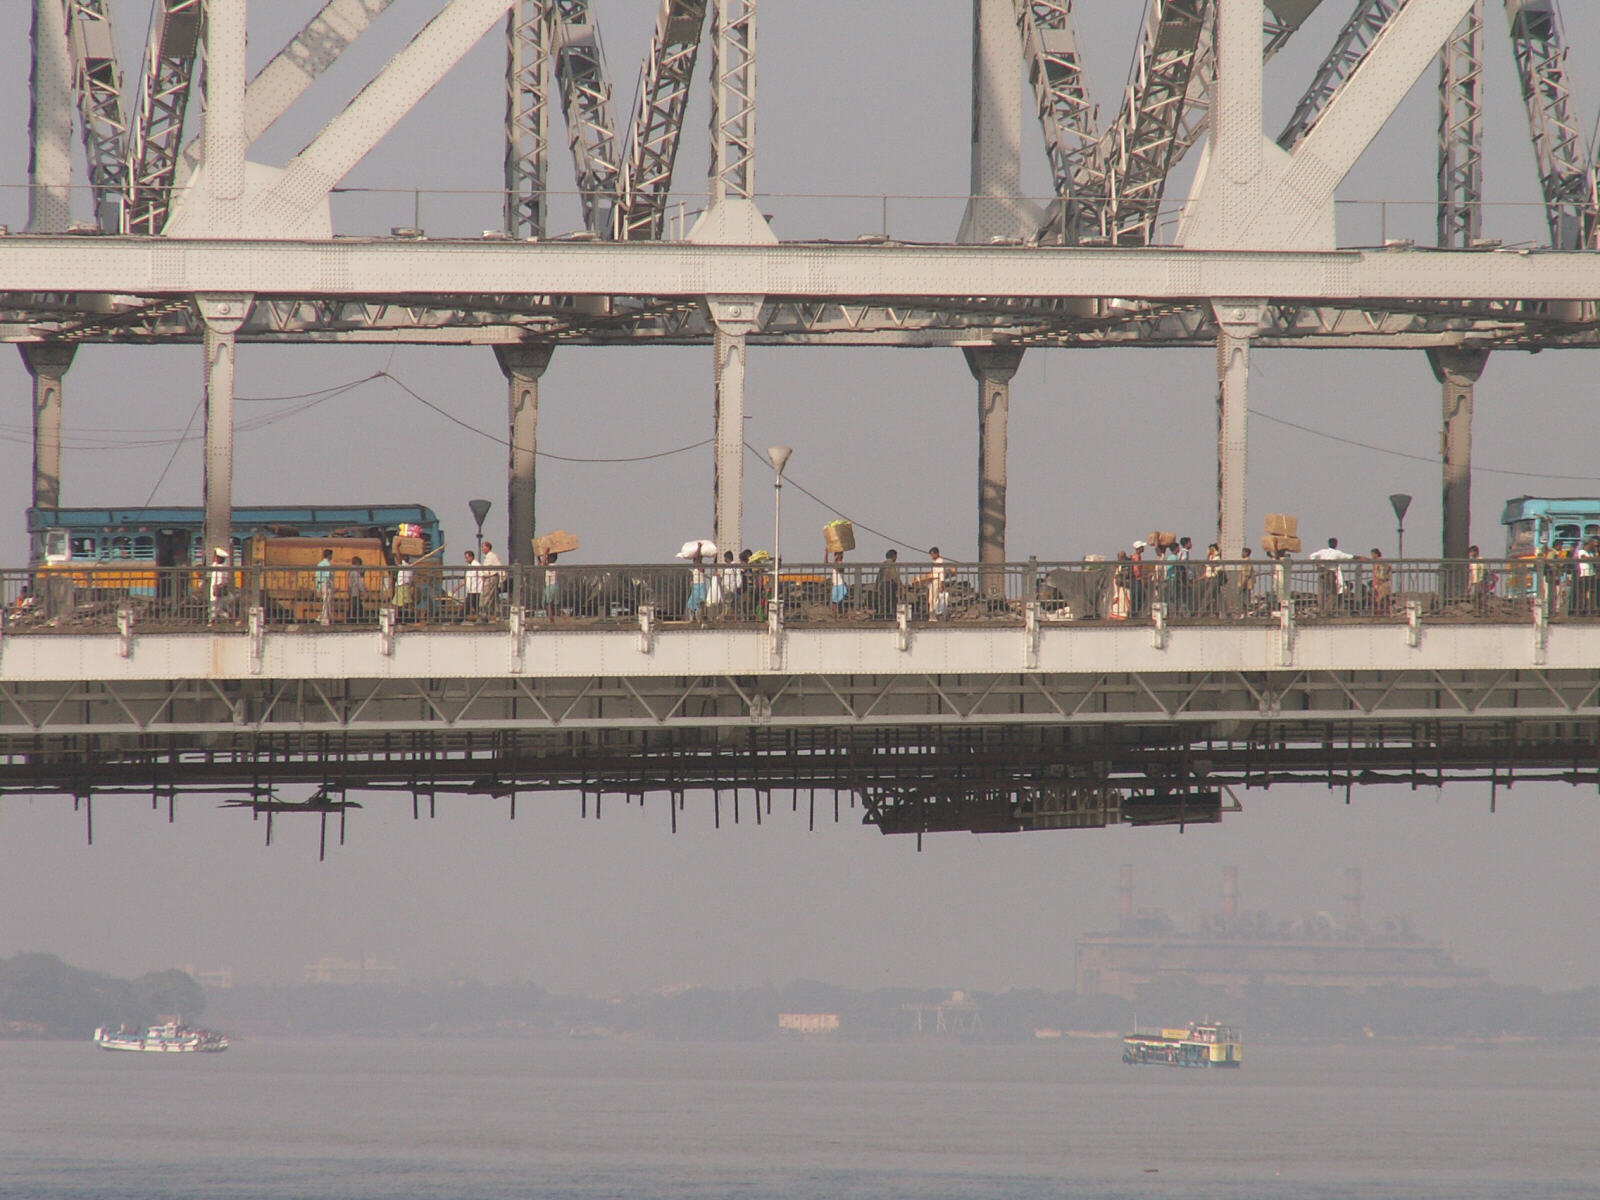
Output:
[[5, 620, 1600, 841]]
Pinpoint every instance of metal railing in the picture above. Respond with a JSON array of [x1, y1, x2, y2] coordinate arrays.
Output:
[[0, 558, 1588, 636], [1, 183, 1566, 251]]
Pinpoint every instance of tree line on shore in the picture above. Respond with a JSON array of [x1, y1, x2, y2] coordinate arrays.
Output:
[[5, 954, 1595, 1042], [0, 953, 204, 1037]]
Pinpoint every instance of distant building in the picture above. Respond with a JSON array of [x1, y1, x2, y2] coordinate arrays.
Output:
[[1075, 866, 1488, 999], [303, 955, 397, 985], [779, 1012, 840, 1034]]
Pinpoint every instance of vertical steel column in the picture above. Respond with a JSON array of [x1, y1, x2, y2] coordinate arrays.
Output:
[[504, 1, 550, 238], [196, 295, 252, 559], [20, 344, 76, 512], [205, 0, 248, 231], [706, 298, 760, 556], [495, 343, 553, 565], [964, 347, 1023, 594], [1428, 347, 1487, 561], [958, 0, 1026, 244], [1212, 303, 1262, 557], [29, 0, 75, 233]]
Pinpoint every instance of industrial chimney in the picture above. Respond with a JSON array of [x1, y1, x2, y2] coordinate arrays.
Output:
[[1119, 864, 1133, 927], [1222, 865, 1239, 923], [1344, 867, 1364, 931]]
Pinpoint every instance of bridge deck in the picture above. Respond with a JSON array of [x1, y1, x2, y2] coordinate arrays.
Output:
[[4, 560, 1596, 834]]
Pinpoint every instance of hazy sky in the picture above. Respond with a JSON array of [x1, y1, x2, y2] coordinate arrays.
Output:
[[1, 1, 1597, 994]]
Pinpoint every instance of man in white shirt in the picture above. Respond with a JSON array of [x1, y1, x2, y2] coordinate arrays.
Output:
[[478, 541, 505, 617], [459, 549, 483, 620], [1309, 537, 1354, 614]]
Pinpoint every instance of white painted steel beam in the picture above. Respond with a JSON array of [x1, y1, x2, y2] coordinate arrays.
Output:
[[198, 0, 249, 237], [168, 0, 515, 238], [1, 237, 1596, 302], [179, 0, 401, 185], [1184, 0, 1477, 250], [3, 621, 1597, 686]]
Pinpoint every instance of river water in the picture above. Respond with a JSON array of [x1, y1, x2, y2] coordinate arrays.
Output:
[[3, 1036, 1595, 1199]]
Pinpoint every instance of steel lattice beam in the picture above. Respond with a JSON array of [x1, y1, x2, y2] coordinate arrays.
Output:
[[64, 0, 130, 231], [504, 0, 551, 237], [550, 0, 620, 234], [1097, 0, 1209, 246], [612, 0, 708, 241], [708, 0, 755, 203], [1015, 0, 1101, 241], [1437, 1, 1485, 247], [1505, 0, 1599, 249], [127, 0, 205, 236]]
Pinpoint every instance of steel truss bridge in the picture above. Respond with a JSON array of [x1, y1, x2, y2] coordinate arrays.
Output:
[[4, 558, 1600, 839], [6, 0, 1600, 833]]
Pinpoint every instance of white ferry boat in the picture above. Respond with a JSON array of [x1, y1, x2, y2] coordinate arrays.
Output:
[[93, 1021, 229, 1053]]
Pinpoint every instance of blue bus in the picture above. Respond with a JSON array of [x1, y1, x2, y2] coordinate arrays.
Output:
[[27, 505, 442, 590], [1500, 497, 1600, 558]]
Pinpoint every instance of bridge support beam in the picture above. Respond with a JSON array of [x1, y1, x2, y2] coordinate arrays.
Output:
[[707, 297, 762, 555], [965, 346, 1023, 594], [1212, 303, 1263, 558], [1428, 347, 1487, 561], [495, 343, 553, 566], [28, 0, 74, 234], [20, 344, 75, 513], [197, 295, 252, 558]]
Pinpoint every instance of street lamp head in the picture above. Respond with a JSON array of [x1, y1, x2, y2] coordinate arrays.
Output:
[[468, 498, 492, 530], [1389, 493, 1412, 522], [767, 445, 793, 477]]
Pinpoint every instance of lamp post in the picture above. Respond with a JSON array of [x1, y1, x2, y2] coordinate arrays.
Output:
[[767, 445, 792, 614], [1389, 493, 1412, 559], [468, 498, 492, 556]]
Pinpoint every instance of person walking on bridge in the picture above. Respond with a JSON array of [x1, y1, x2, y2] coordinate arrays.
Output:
[[874, 549, 901, 619], [479, 541, 504, 617], [315, 548, 335, 626], [461, 549, 483, 620]]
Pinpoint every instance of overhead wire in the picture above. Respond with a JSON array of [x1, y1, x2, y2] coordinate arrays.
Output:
[[1250, 407, 1600, 482], [140, 394, 203, 508], [742, 441, 928, 553], [378, 370, 713, 463]]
